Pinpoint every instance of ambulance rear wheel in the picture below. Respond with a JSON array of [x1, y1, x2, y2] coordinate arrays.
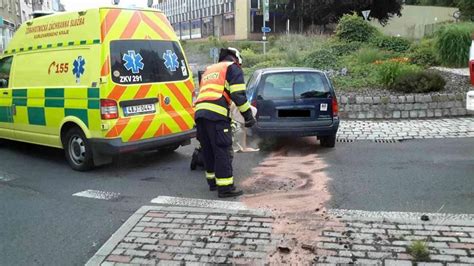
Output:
[[64, 127, 94, 171]]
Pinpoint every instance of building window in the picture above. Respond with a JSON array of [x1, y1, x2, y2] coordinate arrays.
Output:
[[180, 21, 191, 40], [250, 0, 259, 9], [202, 17, 213, 38], [223, 13, 234, 35], [172, 23, 181, 38], [191, 19, 202, 39]]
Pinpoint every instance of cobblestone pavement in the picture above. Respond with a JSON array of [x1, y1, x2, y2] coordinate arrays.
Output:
[[87, 197, 474, 265], [337, 118, 474, 141], [315, 210, 474, 265], [86, 202, 277, 266]]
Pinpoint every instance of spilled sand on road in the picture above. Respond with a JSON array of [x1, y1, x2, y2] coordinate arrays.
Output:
[[241, 137, 341, 264]]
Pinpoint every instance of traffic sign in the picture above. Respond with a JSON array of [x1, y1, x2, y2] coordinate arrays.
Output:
[[263, 0, 270, 22], [362, 10, 371, 21], [261, 27, 271, 33]]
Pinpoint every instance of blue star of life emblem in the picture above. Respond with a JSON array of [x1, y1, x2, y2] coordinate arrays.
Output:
[[72, 56, 86, 79], [163, 50, 179, 72], [123, 50, 144, 74]]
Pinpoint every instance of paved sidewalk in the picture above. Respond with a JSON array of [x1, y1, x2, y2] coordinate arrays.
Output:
[[337, 117, 474, 141], [315, 210, 474, 265], [87, 197, 474, 265], [86, 201, 277, 266]]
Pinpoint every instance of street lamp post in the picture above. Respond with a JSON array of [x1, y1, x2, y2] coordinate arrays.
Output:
[[262, 0, 269, 54]]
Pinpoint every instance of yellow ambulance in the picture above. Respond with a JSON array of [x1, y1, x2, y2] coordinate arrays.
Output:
[[0, 7, 196, 171]]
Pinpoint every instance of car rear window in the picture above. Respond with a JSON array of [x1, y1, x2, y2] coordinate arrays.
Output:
[[259, 72, 330, 100], [110, 40, 189, 85]]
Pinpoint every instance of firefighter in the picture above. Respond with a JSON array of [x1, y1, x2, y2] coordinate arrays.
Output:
[[194, 47, 256, 198]]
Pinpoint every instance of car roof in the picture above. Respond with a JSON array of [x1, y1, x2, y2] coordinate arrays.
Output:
[[255, 67, 326, 75]]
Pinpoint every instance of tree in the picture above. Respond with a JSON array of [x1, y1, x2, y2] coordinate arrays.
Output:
[[457, 0, 474, 21], [272, 0, 403, 28], [404, 0, 457, 7]]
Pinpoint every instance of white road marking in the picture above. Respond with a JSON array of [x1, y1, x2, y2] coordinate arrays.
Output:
[[151, 196, 248, 211], [73, 190, 121, 201], [0, 171, 17, 182]]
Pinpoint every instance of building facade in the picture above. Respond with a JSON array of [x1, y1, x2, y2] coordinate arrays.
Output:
[[0, 0, 21, 52], [0, 0, 59, 53], [154, 0, 285, 41]]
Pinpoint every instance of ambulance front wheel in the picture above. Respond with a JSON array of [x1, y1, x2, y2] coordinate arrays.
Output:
[[64, 127, 94, 171]]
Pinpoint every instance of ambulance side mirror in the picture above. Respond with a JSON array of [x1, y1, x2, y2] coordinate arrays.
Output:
[[0, 79, 8, 88]]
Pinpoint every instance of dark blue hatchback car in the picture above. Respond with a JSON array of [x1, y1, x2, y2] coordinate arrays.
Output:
[[246, 68, 340, 147]]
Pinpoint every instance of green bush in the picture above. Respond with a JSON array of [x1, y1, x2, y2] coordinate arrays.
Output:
[[372, 35, 412, 52], [207, 36, 228, 48], [391, 70, 446, 93], [325, 41, 363, 56], [357, 48, 387, 64], [409, 38, 440, 67], [336, 13, 379, 43], [252, 59, 288, 69], [304, 49, 339, 70], [240, 48, 260, 68], [377, 61, 421, 88], [435, 23, 474, 67], [272, 34, 328, 53]]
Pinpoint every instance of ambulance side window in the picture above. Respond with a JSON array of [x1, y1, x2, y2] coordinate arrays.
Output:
[[0, 56, 13, 88]]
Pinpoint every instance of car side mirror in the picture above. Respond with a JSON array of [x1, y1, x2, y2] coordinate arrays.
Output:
[[198, 70, 205, 84], [0, 79, 8, 88]]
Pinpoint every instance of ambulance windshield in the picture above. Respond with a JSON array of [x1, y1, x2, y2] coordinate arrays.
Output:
[[110, 40, 189, 85]]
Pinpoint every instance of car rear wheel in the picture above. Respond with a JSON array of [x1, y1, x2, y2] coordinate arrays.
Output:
[[157, 144, 180, 154], [320, 134, 336, 148], [64, 127, 94, 171]]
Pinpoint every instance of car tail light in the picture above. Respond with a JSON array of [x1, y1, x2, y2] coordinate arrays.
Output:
[[332, 97, 339, 117], [470, 40, 474, 85], [251, 99, 257, 107], [100, 99, 118, 120], [470, 60, 474, 86]]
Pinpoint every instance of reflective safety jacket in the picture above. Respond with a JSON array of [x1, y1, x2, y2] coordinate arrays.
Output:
[[194, 59, 252, 122]]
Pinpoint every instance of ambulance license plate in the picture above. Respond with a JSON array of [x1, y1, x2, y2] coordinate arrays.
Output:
[[124, 104, 156, 116]]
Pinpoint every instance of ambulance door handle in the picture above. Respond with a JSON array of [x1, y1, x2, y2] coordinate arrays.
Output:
[[11, 104, 16, 116], [2, 91, 7, 95]]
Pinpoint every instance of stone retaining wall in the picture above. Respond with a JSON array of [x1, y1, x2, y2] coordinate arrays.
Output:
[[338, 92, 472, 119]]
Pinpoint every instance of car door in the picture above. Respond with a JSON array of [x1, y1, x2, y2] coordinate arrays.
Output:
[[0, 56, 13, 139]]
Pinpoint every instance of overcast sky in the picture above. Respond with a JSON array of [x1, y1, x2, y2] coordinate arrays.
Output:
[[61, 0, 149, 11]]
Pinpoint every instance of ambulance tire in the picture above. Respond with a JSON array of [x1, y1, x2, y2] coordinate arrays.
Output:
[[319, 134, 336, 148], [157, 144, 180, 154], [64, 127, 94, 171]]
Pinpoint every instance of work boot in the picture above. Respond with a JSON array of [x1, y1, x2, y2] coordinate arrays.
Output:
[[218, 186, 244, 198], [207, 179, 217, 191], [211, 184, 238, 192]]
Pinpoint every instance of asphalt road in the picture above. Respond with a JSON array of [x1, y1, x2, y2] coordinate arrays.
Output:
[[0, 137, 473, 265], [0, 140, 263, 266], [324, 138, 474, 214]]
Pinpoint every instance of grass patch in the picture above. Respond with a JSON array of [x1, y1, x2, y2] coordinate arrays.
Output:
[[407, 240, 430, 261], [356, 47, 387, 64]]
